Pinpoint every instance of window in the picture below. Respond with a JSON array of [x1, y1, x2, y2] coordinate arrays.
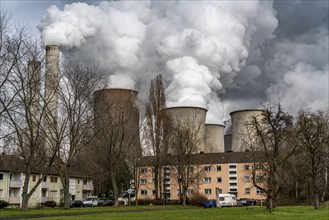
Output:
[[204, 189, 212, 195], [255, 164, 264, 170], [244, 176, 250, 182], [187, 189, 194, 195], [77, 179, 80, 184], [140, 179, 147, 184], [152, 190, 156, 195], [42, 189, 47, 197], [0, 189, 3, 198], [141, 168, 148, 174], [204, 177, 211, 183], [50, 176, 58, 183], [229, 188, 237, 192], [230, 182, 237, 186], [204, 166, 211, 172], [256, 188, 264, 194], [83, 179, 87, 185], [152, 178, 155, 184], [217, 177, 222, 183], [244, 165, 250, 171], [229, 165, 236, 169], [176, 189, 181, 195], [0, 173, 3, 181], [255, 176, 263, 182], [49, 190, 58, 198], [245, 188, 250, 194], [141, 190, 147, 195], [43, 175, 47, 182], [188, 166, 194, 173], [188, 178, 194, 184], [32, 175, 36, 182], [152, 168, 155, 173], [216, 166, 221, 171], [229, 171, 236, 175], [229, 176, 237, 181]]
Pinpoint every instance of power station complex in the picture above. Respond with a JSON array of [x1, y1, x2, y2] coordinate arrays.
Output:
[[0, 45, 266, 207]]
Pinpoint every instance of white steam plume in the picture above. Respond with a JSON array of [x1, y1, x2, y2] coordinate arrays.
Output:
[[39, 0, 278, 124]]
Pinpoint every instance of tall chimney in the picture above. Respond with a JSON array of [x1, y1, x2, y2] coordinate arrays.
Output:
[[94, 89, 141, 157], [205, 124, 225, 153], [44, 45, 60, 153], [163, 106, 207, 153], [230, 109, 263, 152]]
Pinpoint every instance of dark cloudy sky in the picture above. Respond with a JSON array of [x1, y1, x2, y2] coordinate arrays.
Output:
[[1, 0, 328, 121]]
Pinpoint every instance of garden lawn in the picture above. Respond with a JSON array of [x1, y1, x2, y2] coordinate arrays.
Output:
[[0, 205, 328, 220]]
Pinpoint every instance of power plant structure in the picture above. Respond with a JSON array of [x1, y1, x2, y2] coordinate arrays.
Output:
[[163, 106, 207, 153], [94, 89, 142, 157], [44, 45, 60, 154], [230, 109, 264, 152], [204, 124, 225, 153]]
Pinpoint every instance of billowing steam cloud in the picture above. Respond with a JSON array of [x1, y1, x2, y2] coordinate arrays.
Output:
[[39, 0, 278, 124]]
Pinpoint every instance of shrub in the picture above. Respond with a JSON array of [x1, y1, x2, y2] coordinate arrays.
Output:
[[187, 193, 208, 207], [45, 201, 57, 208], [0, 200, 9, 209]]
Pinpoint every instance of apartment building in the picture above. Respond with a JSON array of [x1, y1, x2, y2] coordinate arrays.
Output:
[[0, 154, 94, 208], [137, 151, 266, 202]]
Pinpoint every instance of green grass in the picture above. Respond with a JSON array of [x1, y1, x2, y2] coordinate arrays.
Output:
[[0, 205, 328, 220]]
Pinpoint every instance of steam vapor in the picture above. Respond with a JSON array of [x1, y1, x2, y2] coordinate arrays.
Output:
[[39, 0, 279, 123]]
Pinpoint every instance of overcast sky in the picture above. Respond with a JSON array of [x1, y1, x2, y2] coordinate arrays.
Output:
[[1, 0, 328, 122]]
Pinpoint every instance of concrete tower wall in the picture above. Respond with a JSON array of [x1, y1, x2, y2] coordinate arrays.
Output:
[[94, 89, 141, 156], [164, 106, 207, 153], [205, 124, 225, 153], [230, 109, 264, 152]]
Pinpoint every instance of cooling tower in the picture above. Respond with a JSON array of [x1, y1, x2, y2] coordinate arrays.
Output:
[[230, 109, 264, 152], [163, 106, 207, 153], [94, 89, 141, 156], [205, 124, 225, 153]]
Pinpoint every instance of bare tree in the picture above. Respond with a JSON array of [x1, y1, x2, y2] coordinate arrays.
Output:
[[295, 110, 329, 209], [169, 116, 206, 206], [94, 89, 141, 206], [55, 60, 105, 209], [143, 75, 170, 201], [245, 104, 295, 213]]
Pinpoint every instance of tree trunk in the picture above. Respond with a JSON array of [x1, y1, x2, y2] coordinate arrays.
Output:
[[63, 169, 71, 209], [320, 169, 328, 202], [21, 172, 31, 211], [111, 173, 119, 206], [314, 193, 320, 209], [268, 197, 274, 213]]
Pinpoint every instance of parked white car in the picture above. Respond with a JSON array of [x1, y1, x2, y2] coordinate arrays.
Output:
[[83, 196, 98, 207], [217, 194, 237, 207], [118, 192, 135, 205]]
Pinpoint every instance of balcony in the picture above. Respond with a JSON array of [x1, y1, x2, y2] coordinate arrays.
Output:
[[9, 180, 22, 188], [9, 197, 20, 204], [82, 184, 93, 191]]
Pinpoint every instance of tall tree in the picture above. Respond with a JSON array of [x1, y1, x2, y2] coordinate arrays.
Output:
[[245, 104, 295, 213], [143, 75, 169, 201], [169, 115, 205, 206], [56, 60, 105, 209], [94, 89, 141, 206], [295, 110, 329, 209]]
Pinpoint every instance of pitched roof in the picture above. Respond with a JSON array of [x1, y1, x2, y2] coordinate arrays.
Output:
[[0, 154, 92, 178], [140, 151, 259, 166]]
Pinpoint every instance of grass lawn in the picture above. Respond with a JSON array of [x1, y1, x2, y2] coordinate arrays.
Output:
[[0, 205, 328, 220]]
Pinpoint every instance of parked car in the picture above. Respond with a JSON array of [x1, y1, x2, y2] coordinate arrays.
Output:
[[238, 198, 257, 206], [103, 198, 114, 206], [203, 200, 217, 208], [70, 200, 84, 208], [118, 192, 135, 205], [83, 196, 98, 207], [97, 198, 106, 206]]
